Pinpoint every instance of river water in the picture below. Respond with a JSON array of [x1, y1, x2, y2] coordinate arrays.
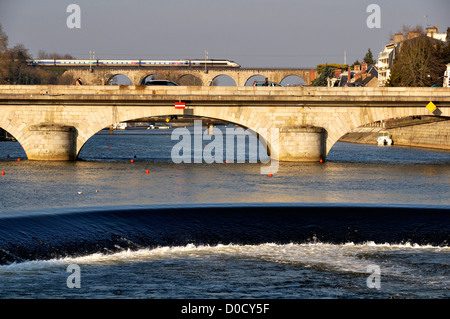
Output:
[[0, 125, 448, 300]]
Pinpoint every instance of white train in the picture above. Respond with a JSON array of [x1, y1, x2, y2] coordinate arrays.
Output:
[[27, 59, 241, 68]]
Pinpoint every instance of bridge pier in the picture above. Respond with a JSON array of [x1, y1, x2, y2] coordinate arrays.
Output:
[[27, 124, 77, 161], [278, 127, 326, 161]]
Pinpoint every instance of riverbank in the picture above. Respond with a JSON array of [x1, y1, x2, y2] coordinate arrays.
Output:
[[339, 118, 450, 151]]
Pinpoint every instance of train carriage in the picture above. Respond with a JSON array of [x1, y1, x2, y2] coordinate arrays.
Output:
[[27, 59, 240, 68]]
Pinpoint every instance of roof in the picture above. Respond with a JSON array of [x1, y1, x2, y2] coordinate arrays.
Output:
[[367, 65, 378, 78]]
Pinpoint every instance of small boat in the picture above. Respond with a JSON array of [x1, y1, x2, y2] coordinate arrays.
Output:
[[112, 122, 127, 130], [147, 124, 170, 129], [377, 131, 394, 146]]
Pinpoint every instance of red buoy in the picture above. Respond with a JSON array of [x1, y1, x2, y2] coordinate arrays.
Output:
[[1, 171, 5, 175], [269, 173, 273, 177], [146, 169, 149, 174], [17, 158, 21, 162], [130, 159, 134, 163], [319, 159, 324, 163]]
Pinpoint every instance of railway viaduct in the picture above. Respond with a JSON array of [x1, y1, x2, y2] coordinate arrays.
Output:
[[0, 85, 449, 165], [62, 67, 317, 86]]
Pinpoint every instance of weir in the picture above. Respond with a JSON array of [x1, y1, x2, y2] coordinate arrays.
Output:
[[0, 85, 449, 162], [0, 203, 448, 265]]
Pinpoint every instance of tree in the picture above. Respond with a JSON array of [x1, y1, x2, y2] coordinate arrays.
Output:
[[350, 60, 361, 69], [316, 63, 348, 74], [386, 33, 447, 87], [363, 48, 375, 66], [0, 23, 8, 53], [312, 64, 334, 86], [0, 23, 9, 83], [441, 28, 450, 62], [0, 24, 75, 85], [7, 44, 41, 84], [37, 50, 74, 60]]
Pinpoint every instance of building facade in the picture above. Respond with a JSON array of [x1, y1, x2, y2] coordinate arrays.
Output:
[[377, 25, 448, 86]]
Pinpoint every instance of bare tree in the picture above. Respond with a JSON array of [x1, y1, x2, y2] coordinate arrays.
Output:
[[0, 23, 9, 83], [0, 23, 8, 53], [37, 50, 74, 59], [387, 25, 448, 87]]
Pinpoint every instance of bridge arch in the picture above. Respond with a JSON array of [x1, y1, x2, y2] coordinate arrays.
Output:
[[210, 75, 237, 86], [0, 125, 26, 158], [74, 107, 273, 161], [177, 74, 203, 86], [243, 73, 287, 86], [140, 74, 164, 85], [244, 75, 265, 86], [106, 74, 133, 85], [329, 114, 450, 150], [280, 75, 305, 87], [320, 110, 450, 157]]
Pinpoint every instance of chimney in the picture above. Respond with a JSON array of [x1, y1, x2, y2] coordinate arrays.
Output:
[[361, 62, 368, 72], [426, 26, 439, 37], [394, 33, 404, 43]]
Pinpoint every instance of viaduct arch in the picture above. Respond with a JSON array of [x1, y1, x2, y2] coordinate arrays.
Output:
[[63, 67, 316, 86]]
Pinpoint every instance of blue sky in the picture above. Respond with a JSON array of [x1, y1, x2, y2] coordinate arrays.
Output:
[[0, 0, 448, 68]]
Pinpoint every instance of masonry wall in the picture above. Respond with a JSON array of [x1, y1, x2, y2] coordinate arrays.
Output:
[[390, 121, 450, 150], [340, 121, 450, 150]]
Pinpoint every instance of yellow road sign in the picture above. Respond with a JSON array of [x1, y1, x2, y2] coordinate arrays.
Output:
[[426, 101, 436, 112]]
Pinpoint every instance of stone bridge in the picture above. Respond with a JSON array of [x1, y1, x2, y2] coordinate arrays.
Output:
[[62, 67, 317, 86], [0, 85, 449, 163]]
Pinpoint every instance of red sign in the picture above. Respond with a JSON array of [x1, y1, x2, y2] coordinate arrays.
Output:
[[175, 102, 186, 109]]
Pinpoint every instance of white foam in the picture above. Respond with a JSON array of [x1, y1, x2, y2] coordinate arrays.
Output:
[[1, 241, 447, 276]]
